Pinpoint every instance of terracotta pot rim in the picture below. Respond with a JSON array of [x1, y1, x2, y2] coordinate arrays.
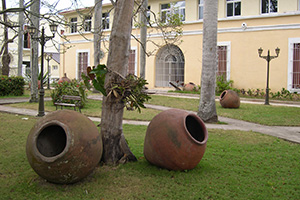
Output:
[[220, 90, 229, 101], [33, 120, 71, 163], [184, 113, 208, 145]]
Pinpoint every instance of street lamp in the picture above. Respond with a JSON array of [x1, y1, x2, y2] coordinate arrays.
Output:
[[45, 53, 53, 89], [28, 23, 58, 117], [258, 47, 280, 105]]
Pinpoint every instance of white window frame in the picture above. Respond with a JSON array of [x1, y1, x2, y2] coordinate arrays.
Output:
[[174, 1, 185, 21], [217, 41, 231, 82], [226, 0, 241, 17], [102, 12, 110, 30], [146, 6, 151, 24], [52, 65, 58, 70], [84, 15, 92, 32], [129, 47, 138, 76], [261, 0, 278, 14], [161, 3, 171, 23], [23, 24, 31, 49], [288, 38, 300, 93], [70, 17, 78, 33], [160, 1, 185, 23], [198, 0, 204, 20], [76, 49, 90, 79]]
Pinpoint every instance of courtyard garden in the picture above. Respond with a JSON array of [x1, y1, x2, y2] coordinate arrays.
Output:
[[0, 88, 300, 199], [6, 92, 300, 126], [0, 111, 299, 199]]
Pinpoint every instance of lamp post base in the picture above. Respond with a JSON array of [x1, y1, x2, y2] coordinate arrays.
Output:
[[264, 88, 270, 105], [37, 88, 45, 117]]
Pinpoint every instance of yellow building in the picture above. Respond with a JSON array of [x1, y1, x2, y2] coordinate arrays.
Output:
[[59, 0, 300, 93]]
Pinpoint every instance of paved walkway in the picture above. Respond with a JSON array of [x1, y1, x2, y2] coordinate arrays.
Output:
[[0, 93, 299, 144]]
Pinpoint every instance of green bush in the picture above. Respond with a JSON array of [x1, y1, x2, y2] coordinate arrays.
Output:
[[234, 87, 300, 101], [0, 76, 25, 96], [216, 75, 233, 94], [50, 79, 87, 107]]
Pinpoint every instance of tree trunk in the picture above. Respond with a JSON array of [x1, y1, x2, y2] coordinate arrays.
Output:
[[139, 0, 148, 78], [17, 0, 24, 77], [197, 0, 218, 123], [93, 0, 102, 67], [29, 0, 40, 103], [1, 0, 10, 76], [100, 0, 136, 165]]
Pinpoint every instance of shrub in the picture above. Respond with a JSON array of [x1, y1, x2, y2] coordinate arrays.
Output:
[[0, 76, 25, 96], [50, 79, 87, 107], [216, 75, 233, 94], [234, 87, 300, 101], [82, 64, 151, 113]]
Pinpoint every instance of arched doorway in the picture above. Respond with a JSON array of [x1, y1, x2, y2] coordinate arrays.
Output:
[[155, 44, 185, 87]]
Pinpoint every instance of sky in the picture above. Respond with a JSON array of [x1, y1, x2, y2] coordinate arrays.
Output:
[[7, 0, 110, 13]]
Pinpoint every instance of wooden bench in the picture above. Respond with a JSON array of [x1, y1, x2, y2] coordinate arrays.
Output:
[[54, 95, 82, 112]]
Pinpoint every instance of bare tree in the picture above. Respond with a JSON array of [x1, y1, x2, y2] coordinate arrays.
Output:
[[29, 0, 40, 103], [17, 0, 24, 76], [100, 0, 136, 165], [93, 0, 102, 66], [139, 0, 147, 78], [197, 0, 218, 123], [1, 0, 11, 76]]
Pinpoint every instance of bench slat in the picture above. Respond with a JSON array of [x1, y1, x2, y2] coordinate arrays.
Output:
[[55, 95, 82, 112]]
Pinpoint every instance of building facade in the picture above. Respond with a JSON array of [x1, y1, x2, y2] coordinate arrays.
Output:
[[0, 12, 60, 83], [59, 0, 300, 93]]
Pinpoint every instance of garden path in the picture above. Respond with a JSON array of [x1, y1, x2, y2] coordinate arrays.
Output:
[[0, 93, 299, 144]]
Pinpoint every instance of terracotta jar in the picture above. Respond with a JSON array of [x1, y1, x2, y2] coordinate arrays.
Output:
[[28, 80, 41, 89], [58, 73, 71, 85], [26, 110, 102, 184], [219, 89, 240, 108], [144, 109, 208, 171], [183, 82, 196, 91]]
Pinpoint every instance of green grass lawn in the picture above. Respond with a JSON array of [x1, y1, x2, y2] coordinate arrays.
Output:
[[4, 93, 300, 126], [0, 112, 299, 199], [149, 95, 300, 126]]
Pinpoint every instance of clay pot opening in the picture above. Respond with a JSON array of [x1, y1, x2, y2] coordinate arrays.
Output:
[[220, 90, 227, 100], [185, 115, 206, 143], [36, 125, 67, 158]]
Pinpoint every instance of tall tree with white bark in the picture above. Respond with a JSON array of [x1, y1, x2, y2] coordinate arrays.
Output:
[[1, 0, 11, 76], [29, 0, 40, 103], [17, 0, 24, 77], [197, 0, 218, 123], [139, 0, 147, 78], [93, 0, 102, 66]]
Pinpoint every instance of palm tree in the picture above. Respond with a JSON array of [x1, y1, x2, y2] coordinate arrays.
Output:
[[197, 0, 218, 123]]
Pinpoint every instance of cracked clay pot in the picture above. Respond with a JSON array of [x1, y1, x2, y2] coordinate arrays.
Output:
[[220, 89, 240, 108], [144, 109, 208, 171], [26, 110, 102, 184]]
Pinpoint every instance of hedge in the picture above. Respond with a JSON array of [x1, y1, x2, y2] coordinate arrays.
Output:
[[0, 76, 25, 96]]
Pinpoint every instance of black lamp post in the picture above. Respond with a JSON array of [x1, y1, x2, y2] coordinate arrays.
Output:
[[28, 24, 58, 117], [45, 53, 52, 89], [258, 47, 280, 105]]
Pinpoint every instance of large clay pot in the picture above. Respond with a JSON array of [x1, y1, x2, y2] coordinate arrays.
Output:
[[58, 73, 71, 85], [183, 82, 197, 91], [144, 109, 208, 171], [26, 110, 102, 184], [219, 89, 240, 108], [28, 80, 41, 89]]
